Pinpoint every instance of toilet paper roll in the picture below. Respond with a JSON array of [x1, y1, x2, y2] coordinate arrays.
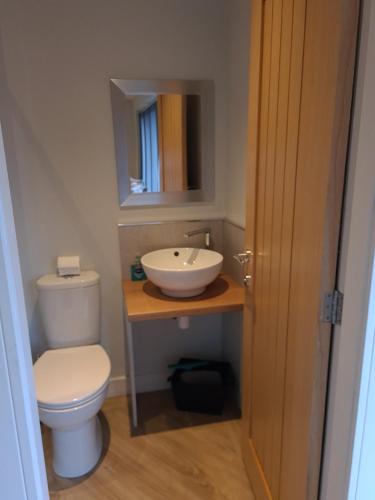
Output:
[[57, 256, 81, 276]]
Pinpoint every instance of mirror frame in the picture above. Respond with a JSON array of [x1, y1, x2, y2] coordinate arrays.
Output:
[[110, 79, 214, 207]]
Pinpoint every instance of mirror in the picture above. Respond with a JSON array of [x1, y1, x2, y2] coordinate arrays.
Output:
[[110, 79, 214, 207]]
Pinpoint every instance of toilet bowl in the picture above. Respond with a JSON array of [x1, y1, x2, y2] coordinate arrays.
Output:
[[38, 394, 107, 478], [34, 344, 110, 477], [33, 270, 112, 477]]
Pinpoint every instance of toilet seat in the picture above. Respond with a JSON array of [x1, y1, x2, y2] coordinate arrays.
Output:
[[34, 345, 110, 410]]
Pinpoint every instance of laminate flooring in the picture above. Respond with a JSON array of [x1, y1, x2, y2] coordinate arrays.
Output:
[[44, 394, 254, 500]]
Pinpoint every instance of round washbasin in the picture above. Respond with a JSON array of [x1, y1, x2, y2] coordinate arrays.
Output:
[[141, 248, 223, 298]]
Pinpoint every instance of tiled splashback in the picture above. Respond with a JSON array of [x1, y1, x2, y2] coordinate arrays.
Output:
[[118, 220, 224, 279]]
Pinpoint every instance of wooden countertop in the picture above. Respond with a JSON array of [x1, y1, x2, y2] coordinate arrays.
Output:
[[123, 274, 244, 322]]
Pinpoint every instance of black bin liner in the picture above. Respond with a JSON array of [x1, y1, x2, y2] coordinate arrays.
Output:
[[168, 358, 235, 415]]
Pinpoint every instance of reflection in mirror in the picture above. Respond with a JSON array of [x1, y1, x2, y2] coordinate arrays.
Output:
[[130, 94, 201, 194], [110, 80, 214, 207]]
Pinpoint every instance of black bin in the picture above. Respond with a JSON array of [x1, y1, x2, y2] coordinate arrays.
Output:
[[168, 358, 234, 415]]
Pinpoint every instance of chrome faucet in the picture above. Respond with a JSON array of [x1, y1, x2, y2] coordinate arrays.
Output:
[[184, 227, 211, 249]]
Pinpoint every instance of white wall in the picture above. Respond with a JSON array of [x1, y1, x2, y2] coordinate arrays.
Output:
[[0, 0, 232, 378], [225, 0, 250, 228], [0, 0, 250, 381]]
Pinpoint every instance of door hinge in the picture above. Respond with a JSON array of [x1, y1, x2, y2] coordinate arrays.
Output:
[[323, 290, 344, 325]]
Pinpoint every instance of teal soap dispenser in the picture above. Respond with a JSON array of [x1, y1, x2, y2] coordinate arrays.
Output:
[[131, 255, 146, 281]]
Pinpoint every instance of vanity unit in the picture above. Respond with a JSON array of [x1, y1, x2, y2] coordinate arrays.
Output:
[[123, 273, 244, 427]]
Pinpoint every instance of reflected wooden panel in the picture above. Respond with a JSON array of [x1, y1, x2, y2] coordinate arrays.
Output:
[[157, 95, 187, 192]]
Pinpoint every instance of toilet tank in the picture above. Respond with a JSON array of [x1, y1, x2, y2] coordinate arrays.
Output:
[[36, 271, 100, 349]]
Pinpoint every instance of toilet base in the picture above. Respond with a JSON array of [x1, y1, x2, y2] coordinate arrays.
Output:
[[52, 415, 102, 478]]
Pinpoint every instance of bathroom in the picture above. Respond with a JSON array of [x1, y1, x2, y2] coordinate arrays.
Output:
[[0, 0, 252, 497], [0, 0, 366, 499]]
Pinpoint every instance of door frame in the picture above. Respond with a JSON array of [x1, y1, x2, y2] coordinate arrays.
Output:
[[320, 0, 375, 497], [0, 119, 49, 499]]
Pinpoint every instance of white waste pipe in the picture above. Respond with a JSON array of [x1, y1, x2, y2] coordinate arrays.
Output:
[[177, 316, 190, 330]]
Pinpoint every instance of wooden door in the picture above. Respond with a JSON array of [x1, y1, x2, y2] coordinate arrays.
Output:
[[241, 0, 360, 499], [157, 95, 187, 192]]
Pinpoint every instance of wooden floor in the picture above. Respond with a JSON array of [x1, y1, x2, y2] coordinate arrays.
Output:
[[44, 395, 254, 500]]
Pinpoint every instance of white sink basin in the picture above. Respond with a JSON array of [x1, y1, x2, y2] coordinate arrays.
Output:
[[141, 248, 223, 297]]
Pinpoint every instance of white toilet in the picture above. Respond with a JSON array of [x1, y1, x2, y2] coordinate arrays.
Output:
[[33, 271, 111, 478]]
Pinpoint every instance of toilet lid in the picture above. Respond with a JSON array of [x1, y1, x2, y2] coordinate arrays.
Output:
[[33, 345, 111, 409]]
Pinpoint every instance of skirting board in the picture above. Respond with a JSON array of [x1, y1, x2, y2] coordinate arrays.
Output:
[[106, 373, 171, 398], [107, 375, 127, 398]]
